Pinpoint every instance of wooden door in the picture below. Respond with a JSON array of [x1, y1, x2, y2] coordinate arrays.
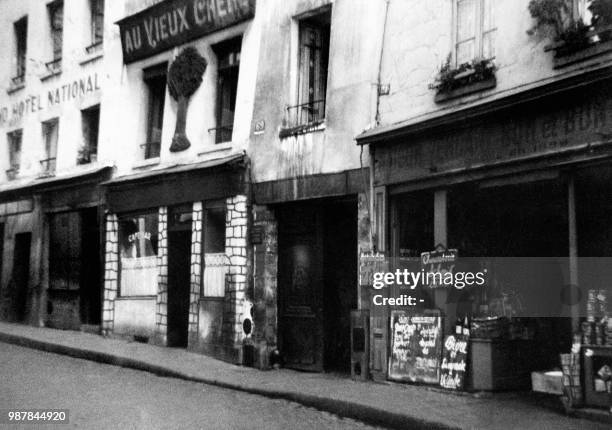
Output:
[[12, 232, 31, 322], [278, 205, 324, 371]]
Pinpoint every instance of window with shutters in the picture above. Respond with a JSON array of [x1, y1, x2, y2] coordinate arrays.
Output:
[[87, 0, 104, 54], [41, 118, 58, 176], [12, 17, 27, 87], [46, 1, 63, 73], [79, 105, 100, 164], [454, 0, 496, 66], [284, 9, 331, 131], [211, 37, 241, 144], [6, 130, 22, 180], [143, 63, 167, 159]]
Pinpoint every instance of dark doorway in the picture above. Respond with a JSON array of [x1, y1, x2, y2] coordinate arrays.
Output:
[[166, 205, 192, 348], [80, 207, 101, 325], [12, 232, 31, 322], [277, 199, 357, 372]]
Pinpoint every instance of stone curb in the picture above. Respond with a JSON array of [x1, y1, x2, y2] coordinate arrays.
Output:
[[0, 331, 457, 430]]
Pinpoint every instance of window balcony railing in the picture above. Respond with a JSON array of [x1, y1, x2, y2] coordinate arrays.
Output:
[[208, 125, 234, 144], [85, 41, 103, 55], [6, 165, 19, 180], [140, 141, 161, 160], [39, 157, 57, 176], [11, 74, 25, 87], [285, 99, 326, 128], [45, 58, 62, 75]]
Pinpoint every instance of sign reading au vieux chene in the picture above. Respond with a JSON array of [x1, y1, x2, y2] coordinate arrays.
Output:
[[118, 0, 255, 64]]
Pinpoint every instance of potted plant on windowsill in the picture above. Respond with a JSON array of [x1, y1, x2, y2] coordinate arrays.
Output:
[[528, 0, 612, 66], [430, 55, 497, 103]]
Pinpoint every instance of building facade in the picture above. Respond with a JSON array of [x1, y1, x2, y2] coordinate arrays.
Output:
[[0, 0, 109, 331], [357, 0, 612, 392]]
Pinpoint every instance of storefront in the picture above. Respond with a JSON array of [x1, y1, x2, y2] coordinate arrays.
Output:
[[0, 166, 111, 330], [102, 154, 252, 363], [357, 71, 612, 400]]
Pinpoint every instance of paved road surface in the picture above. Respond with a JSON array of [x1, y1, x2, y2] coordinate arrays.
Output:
[[0, 343, 381, 430]]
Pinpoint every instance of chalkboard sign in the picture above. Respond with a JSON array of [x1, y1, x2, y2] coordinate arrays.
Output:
[[388, 310, 443, 384], [439, 333, 470, 390], [421, 245, 458, 288], [359, 252, 387, 287]]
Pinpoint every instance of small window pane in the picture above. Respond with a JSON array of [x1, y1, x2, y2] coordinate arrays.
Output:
[[483, 0, 495, 31], [483, 30, 496, 59], [456, 40, 475, 65], [457, 0, 476, 42]]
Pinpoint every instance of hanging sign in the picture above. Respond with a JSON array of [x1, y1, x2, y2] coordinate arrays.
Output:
[[421, 244, 458, 288], [388, 310, 443, 384], [117, 0, 256, 64], [439, 333, 470, 390]]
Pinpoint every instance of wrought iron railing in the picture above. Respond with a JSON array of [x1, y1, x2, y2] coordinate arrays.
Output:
[[140, 141, 161, 160], [11, 74, 25, 87], [39, 157, 57, 176], [208, 125, 234, 144], [5, 165, 19, 180], [85, 41, 103, 55], [285, 99, 326, 129], [45, 58, 62, 74]]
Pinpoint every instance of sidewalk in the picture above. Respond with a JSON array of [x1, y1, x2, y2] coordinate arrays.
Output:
[[0, 322, 609, 430]]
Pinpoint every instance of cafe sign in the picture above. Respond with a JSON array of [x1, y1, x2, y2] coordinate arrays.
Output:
[[118, 0, 255, 64]]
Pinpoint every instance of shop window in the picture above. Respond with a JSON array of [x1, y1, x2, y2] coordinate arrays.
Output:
[[142, 63, 167, 159], [12, 17, 27, 86], [41, 118, 58, 176], [391, 191, 434, 258], [211, 37, 241, 144], [47, 1, 63, 74], [79, 105, 99, 165], [6, 129, 22, 180], [454, 0, 496, 66], [286, 9, 330, 129], [119, 212, 159, 297], [86, 0, 104, 54], [202, 202, 227, 297]]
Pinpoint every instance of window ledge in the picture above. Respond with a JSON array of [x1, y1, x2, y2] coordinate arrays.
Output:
[[40, 69, 62, 82], [79, 50, 103, 66], [132, 157, 161, 170], [198, 143, 232, 158], [552, 40, 612, 69], [279, 121, 326, 139], [115, 295, 157, 301], [434, 77, 497, 103], [6, 82, 25, 95]]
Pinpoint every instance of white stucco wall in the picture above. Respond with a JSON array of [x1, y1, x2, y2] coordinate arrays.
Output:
[[248, 0, 386, 183], [376, 0, 612, 128], [0, 0, 108, 183]]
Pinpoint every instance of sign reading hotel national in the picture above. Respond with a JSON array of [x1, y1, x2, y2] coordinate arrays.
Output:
[[117, 0, 255, 64]]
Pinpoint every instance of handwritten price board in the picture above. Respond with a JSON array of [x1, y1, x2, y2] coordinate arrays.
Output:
[[388, 310, 442, 384], [421, 246, 458, 288], [439, 334, 470, 390]]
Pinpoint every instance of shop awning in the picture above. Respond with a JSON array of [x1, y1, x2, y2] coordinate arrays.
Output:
[[0, 164, 114, 206], [356, 65, 612, 146], [104, 153, 246, 213]]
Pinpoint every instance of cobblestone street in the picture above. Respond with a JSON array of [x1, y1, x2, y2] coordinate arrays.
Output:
[[0, 343, 380, 430]]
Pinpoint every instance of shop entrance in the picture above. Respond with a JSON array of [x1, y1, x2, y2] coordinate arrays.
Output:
[[12, 232, 31, 322], [166, 205, 192, 348], [48, 208, 102, 329], [277, 199, 357, 372]]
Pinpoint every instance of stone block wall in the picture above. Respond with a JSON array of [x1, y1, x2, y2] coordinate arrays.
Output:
[[252, 205, 278, 369], [188, 202, 203, 345], [102, 213, 118, 336], [223, 194, 250, 361], [154, 206, 168, 345]]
